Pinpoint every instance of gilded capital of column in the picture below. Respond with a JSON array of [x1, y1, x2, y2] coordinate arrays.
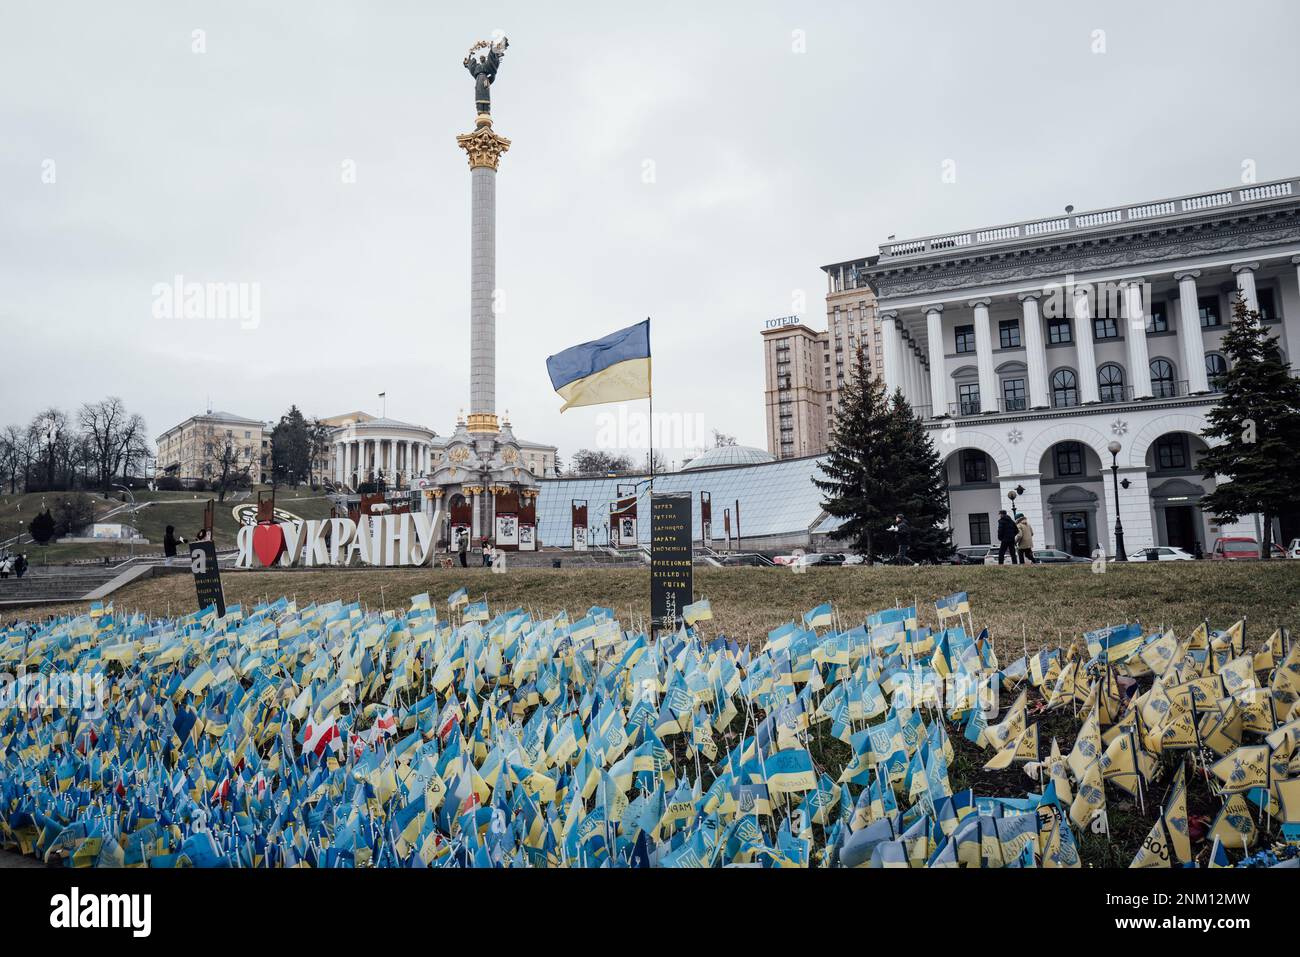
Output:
[[465, 412, 500, 433], [456, 120, 511, 171]]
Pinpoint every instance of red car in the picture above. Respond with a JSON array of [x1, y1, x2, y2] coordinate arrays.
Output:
[[1209, 536, 1286, 560]]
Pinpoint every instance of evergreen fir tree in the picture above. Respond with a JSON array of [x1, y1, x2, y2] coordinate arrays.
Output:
[[814, 350, 951, 562], [884, 390, 952, 560], [1198, 294, 1300, 557]]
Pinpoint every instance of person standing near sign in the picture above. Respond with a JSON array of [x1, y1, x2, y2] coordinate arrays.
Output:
[[457, 531, 468, 568], [163, 526, 179, 558]]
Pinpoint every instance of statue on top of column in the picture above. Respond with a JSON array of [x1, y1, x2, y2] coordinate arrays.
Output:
[[464, 37, 508, 116]]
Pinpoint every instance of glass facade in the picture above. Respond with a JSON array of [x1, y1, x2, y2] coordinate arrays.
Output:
[[535, 455, 833, 546]]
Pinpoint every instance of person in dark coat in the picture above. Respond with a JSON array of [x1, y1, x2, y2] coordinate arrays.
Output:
[[14, 554, 27, 578], [893, 514, 912, 563], [457, 532, 469, 568], [996, 510, 1019, 565], [163, 526, 179, 558]]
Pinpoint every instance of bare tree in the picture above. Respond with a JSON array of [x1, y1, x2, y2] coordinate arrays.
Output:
[[29, 408, 70, 491], [0, 425, 23, 494], [78, 397, 149, 492]]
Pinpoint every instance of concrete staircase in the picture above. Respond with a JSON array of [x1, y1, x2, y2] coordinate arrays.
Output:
[[0, 567, 136, 607]]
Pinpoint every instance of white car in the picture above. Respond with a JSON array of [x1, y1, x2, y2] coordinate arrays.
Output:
[[1288, 538, 1300, 560], [1128, 546, 1195, 562]]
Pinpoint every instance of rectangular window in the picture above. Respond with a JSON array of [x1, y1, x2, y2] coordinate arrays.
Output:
[[957, 383, 981, 416], [1198, 296, 1220, 328], [961, 450, 989, 484], [1047, 317, 1072, 344], [1146, 302, 1168, 333], [1093, 316, 1119, 340], [1002, 377, 1026, 411], [999, 320, 1021, 349], [1055, 442, 1084, 477], [954, 325, 976, 354], [1257, 288, 1276, 321], [1155, 435, 1188, 470], [968, 514, 991, 546]]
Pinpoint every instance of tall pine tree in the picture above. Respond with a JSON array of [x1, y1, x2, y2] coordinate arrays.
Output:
[[1198, 295, 1300, 558], [815, 350, 951, 562]]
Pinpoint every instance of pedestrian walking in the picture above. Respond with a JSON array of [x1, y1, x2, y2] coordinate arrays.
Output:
[[1015, 513, 1037, 564], [996, 510, 1019, 565]]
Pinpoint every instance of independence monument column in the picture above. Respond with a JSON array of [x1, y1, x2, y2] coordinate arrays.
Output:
[[456, 37, 511, 435]]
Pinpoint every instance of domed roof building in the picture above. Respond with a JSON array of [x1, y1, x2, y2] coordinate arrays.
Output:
[[681, 445, 776, 471]]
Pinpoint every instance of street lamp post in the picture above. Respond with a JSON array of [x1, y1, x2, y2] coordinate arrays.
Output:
[[112, 484, 137, 559], [1107, 441, 1127, 562]]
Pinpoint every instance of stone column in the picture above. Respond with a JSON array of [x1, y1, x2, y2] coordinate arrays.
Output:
[[925, 306, 948, 417], [1175, 271, 1209, 394], [1018, 293, 1050, 409], [1122, 279, 1152, 399], [1232, 261, 1260, 314], [468, 486, 481, 540], [457, 117, 511, 435], [1072, 288, 1101, 404], [969, 298, 998, 413], [880, 311, 901, 395]]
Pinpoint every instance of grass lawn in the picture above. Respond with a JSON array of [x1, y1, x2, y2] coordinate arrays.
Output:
[[7, 561, 1297, 649]]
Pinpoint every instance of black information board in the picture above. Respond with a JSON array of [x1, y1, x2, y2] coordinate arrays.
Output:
[[189, 541, 226, 617], [650, 492, 692, 634]]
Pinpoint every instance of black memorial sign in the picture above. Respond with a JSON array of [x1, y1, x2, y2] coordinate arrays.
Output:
[[650, 492, 693, 633], [189, 540, 226, 617]]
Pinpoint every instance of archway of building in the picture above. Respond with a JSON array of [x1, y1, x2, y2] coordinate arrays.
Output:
[[1143, 431, 1214, 553], [942, 445, 1002, 549], [1038, 440, 1109, 556]]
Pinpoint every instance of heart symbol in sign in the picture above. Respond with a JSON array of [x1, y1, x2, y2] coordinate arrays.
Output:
[[252, 522, 286, 567]]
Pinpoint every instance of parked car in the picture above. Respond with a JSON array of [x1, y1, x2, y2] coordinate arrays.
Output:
[[1128, 546, 1195, 562], [795, 552, 845, 568], [1209, 536, 1286, 560], [951, 546, 992, 565], [1031, 549, 1092, 564], [838, 553, 866, 565], [1287, 538, 1300, 559]]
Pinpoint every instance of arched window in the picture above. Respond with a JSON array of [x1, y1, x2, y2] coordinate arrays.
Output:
[[1149, 358, 1177, 398], [1205, 353, 1228, 392], [1098, 363, 1126, 403], [1051, 369, 1078, 408]]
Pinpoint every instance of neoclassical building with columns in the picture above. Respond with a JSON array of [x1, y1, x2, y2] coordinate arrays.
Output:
[[324, 412, 440, 490], [859, 175, 1300, 556]]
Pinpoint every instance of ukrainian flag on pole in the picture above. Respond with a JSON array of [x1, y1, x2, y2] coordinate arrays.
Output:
[[546, 319, 651, 411]]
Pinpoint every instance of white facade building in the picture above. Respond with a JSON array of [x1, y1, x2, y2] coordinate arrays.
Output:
[[861, 176, 1300, 556]]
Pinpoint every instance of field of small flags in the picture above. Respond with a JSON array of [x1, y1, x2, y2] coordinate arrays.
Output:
[[1, 588, 1298, 868]]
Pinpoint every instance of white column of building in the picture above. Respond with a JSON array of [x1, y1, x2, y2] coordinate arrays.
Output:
[[880, 311, 901, 395], [1175, 271, 1210, 394], [969, 298, 998, 413], [925, 306, 947, 417], [901, 342, 917, 405], [1232, 262, 1260, 314], [335, 441, 344, 482], [1018, 293, 1050, 409], [1123, 279, 1153, 399], [1072, 288, 1101, 404], [470, 488, 481, 539]]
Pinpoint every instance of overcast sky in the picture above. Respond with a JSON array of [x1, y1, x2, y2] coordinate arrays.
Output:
[[3, 0, 1299, 466]]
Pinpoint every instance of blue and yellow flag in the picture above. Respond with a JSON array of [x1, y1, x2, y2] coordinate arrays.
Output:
[[546, 319, 651, 412]]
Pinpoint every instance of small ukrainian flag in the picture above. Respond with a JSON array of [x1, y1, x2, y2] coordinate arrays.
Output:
[[447, 587, 468, 609], [682, 599, 712, 625], [935, 592, 970, 620], [545, 319, 651, 412], [803, 603, 833, 630]]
